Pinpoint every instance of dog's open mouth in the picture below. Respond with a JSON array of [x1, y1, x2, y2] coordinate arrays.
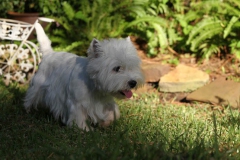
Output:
[[119, 90, 133, 98]]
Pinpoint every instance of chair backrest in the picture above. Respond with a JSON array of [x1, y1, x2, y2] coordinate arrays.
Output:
[[0, 18, 33, 41]]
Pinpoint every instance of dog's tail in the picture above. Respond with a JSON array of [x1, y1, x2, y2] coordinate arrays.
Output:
[[35, 23, 53, 55]]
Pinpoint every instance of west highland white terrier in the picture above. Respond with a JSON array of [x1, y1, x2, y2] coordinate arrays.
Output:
[[24, 23, 144, 131]]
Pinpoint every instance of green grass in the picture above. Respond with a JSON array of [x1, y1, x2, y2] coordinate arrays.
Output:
[[0, 82, 240, 160]]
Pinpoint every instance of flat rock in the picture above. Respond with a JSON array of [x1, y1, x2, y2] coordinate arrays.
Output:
[[159, 64, 209, 92], [186, 77, 240, 108], [142, 61, 171, 82]]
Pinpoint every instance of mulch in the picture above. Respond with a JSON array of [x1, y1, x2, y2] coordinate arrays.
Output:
[[133, 37, 240, 109]]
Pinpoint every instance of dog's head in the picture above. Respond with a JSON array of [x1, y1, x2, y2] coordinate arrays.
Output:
[[86, 37, 144, 99]]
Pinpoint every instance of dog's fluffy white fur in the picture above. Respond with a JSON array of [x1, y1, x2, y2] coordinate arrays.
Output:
[[24, 23, 144, 130]]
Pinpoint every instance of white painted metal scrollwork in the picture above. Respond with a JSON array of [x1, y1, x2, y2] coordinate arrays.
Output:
[[0, 18, 54, 85]]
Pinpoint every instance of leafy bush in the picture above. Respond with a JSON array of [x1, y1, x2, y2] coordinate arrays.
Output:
[[39, 0, 151, 55], [39, 0, 179, 56], [0, 0, 42, 18], [131, 0, 240, 59], [185, 0, 240, 59], [1, 0, 235, 59], [0, 1, 12, 18]]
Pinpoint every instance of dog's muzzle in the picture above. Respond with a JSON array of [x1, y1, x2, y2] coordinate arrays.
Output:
[[128, 80, 137, 88], [118, 80, 137, 99]]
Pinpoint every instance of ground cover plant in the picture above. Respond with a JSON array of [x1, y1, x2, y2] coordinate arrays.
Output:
[[25, 0, 239, 60], [0, 1, 239, 59], [1, 81, 240, 159]]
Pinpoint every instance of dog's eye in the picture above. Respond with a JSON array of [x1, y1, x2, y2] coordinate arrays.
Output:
[[113, 66, 121, 72]]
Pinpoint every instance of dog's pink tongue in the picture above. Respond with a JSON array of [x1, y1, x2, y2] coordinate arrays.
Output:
[[122, 90, 133, 98]]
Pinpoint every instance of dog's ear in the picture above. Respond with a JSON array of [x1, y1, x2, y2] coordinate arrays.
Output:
[[87, 38, 103, 58]]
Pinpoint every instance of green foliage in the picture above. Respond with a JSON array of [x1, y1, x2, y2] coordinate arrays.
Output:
[[186, 17, 224, 59], [132, 0, 172, 56], [40, 0, 152, 55], [199, 43, 221, 60], [132, 0, 240, 59], [130, 0, 189, 57], [0, 1, 13, 18], [223, 16, 239, 39], [0, 0, 42, 17], [37, 0, 183, 57], [184, 0, 240, 59], [2, 0, 238, 59], [230, 40, 240, 59]]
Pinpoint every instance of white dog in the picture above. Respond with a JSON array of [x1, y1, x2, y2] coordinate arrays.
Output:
[[24, 23, 144, 130]]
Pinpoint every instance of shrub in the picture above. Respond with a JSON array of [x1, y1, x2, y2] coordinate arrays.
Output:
[[39, 0, 150, 55], [133, 0, 240, 59], [3, 0, 236, 59], [186, 0, 240, 59]]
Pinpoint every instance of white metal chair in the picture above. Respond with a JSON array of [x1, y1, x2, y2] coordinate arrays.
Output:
[[0, 17, 54, 85]]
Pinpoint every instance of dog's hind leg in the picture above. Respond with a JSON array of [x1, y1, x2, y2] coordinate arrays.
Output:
[[24, 85, 46, 112]]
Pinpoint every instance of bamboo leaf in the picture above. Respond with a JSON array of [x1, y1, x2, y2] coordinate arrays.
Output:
[[128, 6, 147, 17], [221, 2, 240, 16], [200, 43, 220, 59], [223, 16, 239, 39], [190, 27, 223, 51], [187, 18, 222, 45], [75, 11, 88, 23], [152, 23, 168, 49], [62, 1, 75, 21], [126, 16, 168, 29]]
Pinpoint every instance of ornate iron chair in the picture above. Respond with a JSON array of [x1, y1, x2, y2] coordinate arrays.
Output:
[[0, 17, 54, 85]]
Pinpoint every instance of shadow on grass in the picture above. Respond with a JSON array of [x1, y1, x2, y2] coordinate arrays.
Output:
[[0, 81, 239, 159]]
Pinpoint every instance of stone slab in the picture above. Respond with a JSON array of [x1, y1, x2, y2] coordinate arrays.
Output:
[[186, 77, 240, 108], [142, 62, 171, 82], [159, 64, 209, 92]]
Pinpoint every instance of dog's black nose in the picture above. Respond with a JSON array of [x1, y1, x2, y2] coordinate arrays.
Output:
[[128, 80, 137, 88]]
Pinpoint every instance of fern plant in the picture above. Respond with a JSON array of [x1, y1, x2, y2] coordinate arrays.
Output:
[[185, 0, 240, 59], [37, 0, 240, 59], [186, 18, 224, 52], [141, 0, 240, 59], [223, 16, 240, 59], [40, 0, 151, 55], [130, 0, 182, 56]]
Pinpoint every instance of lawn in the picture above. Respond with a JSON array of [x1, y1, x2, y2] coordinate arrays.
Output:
[[0, 82, 240, 160]]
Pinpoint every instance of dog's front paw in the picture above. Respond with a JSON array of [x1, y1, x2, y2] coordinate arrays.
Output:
[[75, 120, 92, 132], [99, 107, 120, 128], [99, 120, 112, 128]]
